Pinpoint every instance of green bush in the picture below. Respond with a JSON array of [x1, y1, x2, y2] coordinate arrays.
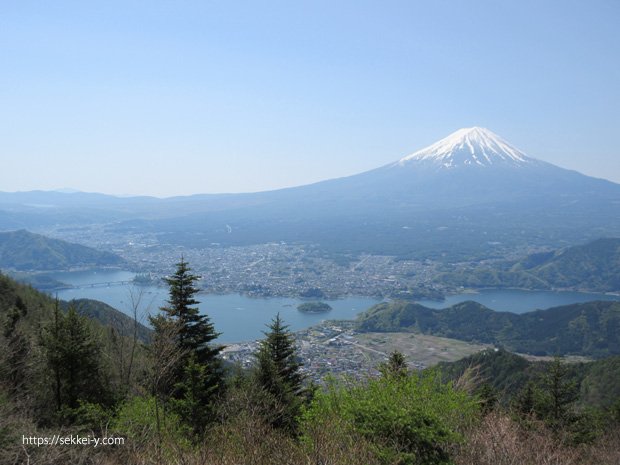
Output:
[[111, 395, 190, 449], [58, 401, 112, 432], [301, 372, 478, 465]]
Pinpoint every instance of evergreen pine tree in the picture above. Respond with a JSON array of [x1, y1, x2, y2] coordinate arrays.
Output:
[[254, 313, 306, 432], [172, 354, 216, 435], [540, 357, 578, 426], [41, 304, 107, 414], [45, 299, 64, 412], [476, 383, 498, 414], [2, 296, 30, 397], [379, 350, 408, 378], [157, 258, 222, 363], [149, 258, 224, 433], [513, 381, 539, 417], [62, 307, 105, 409]]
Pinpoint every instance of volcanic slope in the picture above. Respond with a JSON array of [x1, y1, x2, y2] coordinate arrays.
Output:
[[125, 127, 620, 257]]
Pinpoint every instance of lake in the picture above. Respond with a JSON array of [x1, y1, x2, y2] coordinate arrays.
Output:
[[50, 270, 381, 342], [50, 270, 620, 342], [417, 288, 620, 313]]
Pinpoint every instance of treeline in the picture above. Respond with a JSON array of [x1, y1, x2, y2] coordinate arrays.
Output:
[[436, 349, 620, 409], [357, 300, 620, 358], [1, 264, 619, 464]]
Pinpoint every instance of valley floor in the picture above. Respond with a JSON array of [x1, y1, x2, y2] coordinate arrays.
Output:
[[223, 320, 488, 382]]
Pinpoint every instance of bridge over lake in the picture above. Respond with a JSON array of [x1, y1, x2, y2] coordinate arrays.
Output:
[[52, 280, 135, 291]]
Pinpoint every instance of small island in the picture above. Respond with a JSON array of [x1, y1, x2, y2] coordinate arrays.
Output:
[[297, 301, 333, 314]]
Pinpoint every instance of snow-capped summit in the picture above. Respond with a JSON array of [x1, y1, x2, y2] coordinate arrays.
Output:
[[397, 127, 535, 168]]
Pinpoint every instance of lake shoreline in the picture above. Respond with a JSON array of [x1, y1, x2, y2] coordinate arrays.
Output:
[[46, 269, 620, 342]]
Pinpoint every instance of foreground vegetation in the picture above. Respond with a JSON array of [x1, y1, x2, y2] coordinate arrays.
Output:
[[436, 349, 620, 408], [1, 263, 619, 464]]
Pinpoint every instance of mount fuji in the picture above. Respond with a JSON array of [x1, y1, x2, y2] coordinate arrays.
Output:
[[397, 126, 534, 168], [2, 127, 620, 258], [276, 126, 618, 213], [160, 126, 620, 257]]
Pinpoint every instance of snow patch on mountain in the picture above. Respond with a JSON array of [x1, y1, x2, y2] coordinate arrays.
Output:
[[397, 127, 536, 168]]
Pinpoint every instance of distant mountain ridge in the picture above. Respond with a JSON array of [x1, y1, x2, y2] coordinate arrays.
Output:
[[356, 300, 620, 358], [0, 229, 125, 271], [2, 128, 620, 258]]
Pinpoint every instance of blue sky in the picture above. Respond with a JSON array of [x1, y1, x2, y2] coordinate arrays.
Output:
[[1, 1, 619, 197]]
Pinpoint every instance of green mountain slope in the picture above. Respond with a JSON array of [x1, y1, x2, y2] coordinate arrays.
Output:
[[435, 349, 620, 408], [512, 238, 620, 291], [60, 298, 151, 343], [0, 272, 149, 342], [0, 229, 125, 271], [357, 300, 620, 358], [437, 238, 620, 292]]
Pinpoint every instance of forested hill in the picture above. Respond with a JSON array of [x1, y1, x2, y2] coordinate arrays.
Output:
[[0, 229, 125, 271], [435, 349, 620, 409], [511, 238, 620, 290], [0, 270, 55, 325], [437, 237, 620, 292], [60, 298, 151, 342], [0, 272, 148, 341], [356, 300, 620, 358]]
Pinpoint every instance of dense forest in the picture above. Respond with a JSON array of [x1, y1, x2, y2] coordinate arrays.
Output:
[[1, 263, 619, 464]]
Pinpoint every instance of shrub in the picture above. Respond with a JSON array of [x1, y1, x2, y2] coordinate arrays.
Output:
[[302, 372, 478, 465], [111, 395, 190, 451]]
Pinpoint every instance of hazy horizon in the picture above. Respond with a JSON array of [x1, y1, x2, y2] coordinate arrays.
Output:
[[2, 2, 619, 197], [4, 124, 620, 200]]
